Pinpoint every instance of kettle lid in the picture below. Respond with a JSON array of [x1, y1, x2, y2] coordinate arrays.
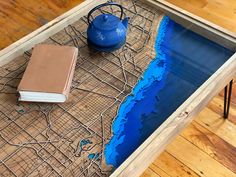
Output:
[[92, 14, 120, 31]]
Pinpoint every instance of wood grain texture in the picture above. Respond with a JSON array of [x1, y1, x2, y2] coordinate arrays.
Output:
[[141, 168, 160, 177], [181, 121, 236, 173], [148, 164, 170, 177], [196, 105, 236, 147], [0, 0, 83, 50], [152, 151, 199, 177], [165, 0, 236, 34], [166, 136, 236, 177]]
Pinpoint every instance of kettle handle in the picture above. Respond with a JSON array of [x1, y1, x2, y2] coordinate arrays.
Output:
[[87, 2, 124, 24]]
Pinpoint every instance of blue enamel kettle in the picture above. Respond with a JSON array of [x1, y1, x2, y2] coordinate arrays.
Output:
[[87, 2, 129, 52]]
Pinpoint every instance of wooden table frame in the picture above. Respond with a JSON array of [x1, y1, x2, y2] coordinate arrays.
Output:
[[0, 0, 236, 176]]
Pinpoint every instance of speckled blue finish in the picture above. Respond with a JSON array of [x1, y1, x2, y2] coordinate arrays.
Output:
[[87, 3, 129, 52], [87, 14, 128, 47]]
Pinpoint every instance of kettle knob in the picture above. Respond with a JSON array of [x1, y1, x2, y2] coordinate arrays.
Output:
[[87, 2, 124, 24], [103, 15, 109, 22]]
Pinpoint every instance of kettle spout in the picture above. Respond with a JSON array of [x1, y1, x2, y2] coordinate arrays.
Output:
[[122, 17, 130, 29]]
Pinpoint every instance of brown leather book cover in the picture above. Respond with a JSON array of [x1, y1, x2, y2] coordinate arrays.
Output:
[[18, 44, 78, 102]]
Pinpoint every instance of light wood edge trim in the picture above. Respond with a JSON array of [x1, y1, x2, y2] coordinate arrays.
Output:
[[0, 0, 107, 66], [111, 51, 236, 177], [143, 0, 236, 50]]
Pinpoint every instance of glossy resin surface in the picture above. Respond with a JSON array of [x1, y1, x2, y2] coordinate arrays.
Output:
[[105, 16, 233, 167]]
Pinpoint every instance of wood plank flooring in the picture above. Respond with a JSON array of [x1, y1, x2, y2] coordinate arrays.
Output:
[[0, 0, 83, 50], [142, 81, 236, 177], [0, 0, 236, 176], [165, 0, 236, 34]]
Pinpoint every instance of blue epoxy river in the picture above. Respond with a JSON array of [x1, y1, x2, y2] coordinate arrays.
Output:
[[104, 16, 234, 168]]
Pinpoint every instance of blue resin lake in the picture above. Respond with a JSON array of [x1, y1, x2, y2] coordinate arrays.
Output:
[[104, 16, 234, 167]]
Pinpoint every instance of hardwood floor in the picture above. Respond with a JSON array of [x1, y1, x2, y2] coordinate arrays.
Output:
[[0, 0, 235, 176], [0, 0, 83, 50], [165, 0, 236, 34], [142, 83, 236, 176]]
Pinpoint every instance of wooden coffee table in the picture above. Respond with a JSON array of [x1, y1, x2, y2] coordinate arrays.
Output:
[[0, 0, 235, 176]]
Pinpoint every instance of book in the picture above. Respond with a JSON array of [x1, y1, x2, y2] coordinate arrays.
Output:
[[17, 44, 78, 103]]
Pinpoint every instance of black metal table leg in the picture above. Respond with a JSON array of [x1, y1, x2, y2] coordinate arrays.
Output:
[[223, 80, 233, 119]]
